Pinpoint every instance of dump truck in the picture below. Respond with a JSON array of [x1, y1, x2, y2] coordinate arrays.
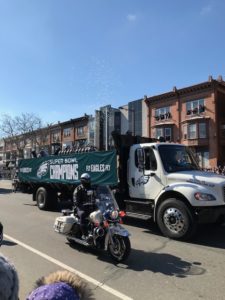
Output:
[[18, 149, 117, 210], [18, 133, 225, 240]]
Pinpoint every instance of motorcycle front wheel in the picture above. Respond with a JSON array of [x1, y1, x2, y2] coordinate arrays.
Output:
[[108, 235, 131, 262]]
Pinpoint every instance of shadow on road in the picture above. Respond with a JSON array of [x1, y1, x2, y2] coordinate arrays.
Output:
[[67, 240, 100, 257], [97, 248, 205, 277], [125, 249, 205, 277], [0, 188, 12, 194], [67, 238, 205, 277], [124, 216, 225, 250], [123, 216, 164, 236], [23, 201, 73, 212], [190, 224, 225, 249], [1, 239, 17, 247]]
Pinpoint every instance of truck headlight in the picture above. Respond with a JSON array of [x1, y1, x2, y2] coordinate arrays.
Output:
[[194, 192, 216, 201]]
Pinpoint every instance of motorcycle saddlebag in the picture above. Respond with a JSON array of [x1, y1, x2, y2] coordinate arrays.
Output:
[[54, 216, 76, 234]]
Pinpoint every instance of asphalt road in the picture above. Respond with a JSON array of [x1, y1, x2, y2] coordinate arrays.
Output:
[[1, 180, 225, 300]]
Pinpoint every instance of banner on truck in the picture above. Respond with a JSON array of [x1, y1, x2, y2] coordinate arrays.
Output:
[[18, 150, 117, 186]]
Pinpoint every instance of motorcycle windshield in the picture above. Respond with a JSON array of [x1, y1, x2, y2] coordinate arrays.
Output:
[[95, 185, 119, 212]]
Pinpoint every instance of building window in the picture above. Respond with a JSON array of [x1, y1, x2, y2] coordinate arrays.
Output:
[[199, 123, 206, 138], [155, 127, 163, 138], [74, 139, 86, 147], [196, 151, 209, 168], [155, 127, 172, 141], [52, 132, 60, 143], [188, 123, 197, 139], [183, 122, 207, 140], [183, 124, 187, 140], [155, 107, 171, 121], [186, 99, 205, 115], [165, 128, 172, 141], [77, 126, 84, 136], [63, 128, 71, 137]]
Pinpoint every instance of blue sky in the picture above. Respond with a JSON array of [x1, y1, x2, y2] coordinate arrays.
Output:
[[0, 0, 225, 125]]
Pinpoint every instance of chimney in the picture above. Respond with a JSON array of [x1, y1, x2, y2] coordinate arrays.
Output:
[[208, 75, 213, 82], [218, 75, 223, 82]]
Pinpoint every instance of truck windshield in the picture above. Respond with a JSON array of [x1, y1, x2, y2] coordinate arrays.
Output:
[[158, 145, 200, 173]]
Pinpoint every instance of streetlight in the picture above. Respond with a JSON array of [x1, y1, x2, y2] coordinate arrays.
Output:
[[119, 106, 135, 136]]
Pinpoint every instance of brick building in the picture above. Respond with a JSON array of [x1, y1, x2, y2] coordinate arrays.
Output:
[[3, 115, 90, 162], [145, 76, 225, 168]]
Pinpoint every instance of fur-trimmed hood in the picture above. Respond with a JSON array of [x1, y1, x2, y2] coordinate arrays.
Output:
[[32, 270, 94, 300]]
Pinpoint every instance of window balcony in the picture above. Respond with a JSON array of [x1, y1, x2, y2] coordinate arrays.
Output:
[[154, 112, 171, 121], [186, 105, 205, 116]]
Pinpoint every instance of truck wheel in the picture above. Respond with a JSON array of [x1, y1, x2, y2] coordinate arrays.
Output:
[[156, 198, 197, 240], [36, 187, 50, 210]]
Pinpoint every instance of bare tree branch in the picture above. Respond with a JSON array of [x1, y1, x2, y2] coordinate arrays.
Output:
[[0, 113, 45, 156]]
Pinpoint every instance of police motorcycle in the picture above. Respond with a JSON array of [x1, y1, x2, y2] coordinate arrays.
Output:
[[54, 185, 131, 262]]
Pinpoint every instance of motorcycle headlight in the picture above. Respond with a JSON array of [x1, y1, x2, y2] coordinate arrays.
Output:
[[110, 210, 119, 220], [194, 192, 216, 201]]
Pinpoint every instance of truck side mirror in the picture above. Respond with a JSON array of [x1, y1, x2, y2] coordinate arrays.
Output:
[[137, 148, 145, 172]]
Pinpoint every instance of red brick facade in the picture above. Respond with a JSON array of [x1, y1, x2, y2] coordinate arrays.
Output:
[[145, 78, 225, 168], [4, 116, 89, 160]]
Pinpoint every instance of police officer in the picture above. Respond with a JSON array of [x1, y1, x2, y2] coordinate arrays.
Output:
[[73, 173, 95, 239]]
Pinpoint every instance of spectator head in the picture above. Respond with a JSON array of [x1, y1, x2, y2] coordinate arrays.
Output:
[[26, 270, 93, 300], [0, 253, 19, 300], [26, 281, 80, 300]]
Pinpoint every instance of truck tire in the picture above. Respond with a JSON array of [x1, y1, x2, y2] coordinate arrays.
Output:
[[36, 187, 52, 210], [156, 198, 197, 240]]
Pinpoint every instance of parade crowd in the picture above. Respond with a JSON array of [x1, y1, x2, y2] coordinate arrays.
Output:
[[202, 165, 225, 175]]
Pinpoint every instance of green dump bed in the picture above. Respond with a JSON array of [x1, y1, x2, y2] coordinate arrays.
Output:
[[18, 150, 117, 186]]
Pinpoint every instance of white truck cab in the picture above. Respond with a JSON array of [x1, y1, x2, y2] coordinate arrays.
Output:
[[125, 142, 225, 240]]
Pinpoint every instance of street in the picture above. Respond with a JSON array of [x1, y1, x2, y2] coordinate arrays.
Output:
[[1, 180, 225, 300]]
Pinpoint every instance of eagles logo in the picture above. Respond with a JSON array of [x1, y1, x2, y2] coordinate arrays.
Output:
[[37, 161, 49, 178], [136, 175, 150, 186]]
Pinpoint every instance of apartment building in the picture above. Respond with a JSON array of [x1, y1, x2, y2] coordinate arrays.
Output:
[[145, 76, 225, 168], [59, 115, 89, 151], [94, 105, 121, 150], [3, 115, 90, 161], [119, 99, 146, 137]]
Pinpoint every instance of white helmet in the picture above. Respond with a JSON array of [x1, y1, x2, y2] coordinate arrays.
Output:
[[80, 173, 91, 185]]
